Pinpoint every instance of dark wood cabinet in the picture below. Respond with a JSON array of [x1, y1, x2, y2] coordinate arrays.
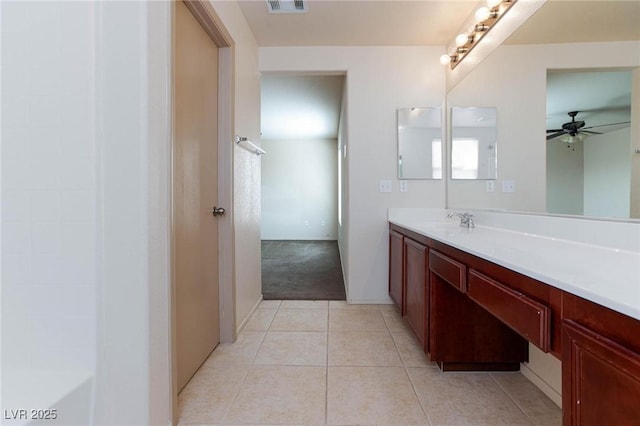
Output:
[[562, 293, 640, 425], [389, 222, 640, 425], [388, 230, 404, 312], [388, 225, 527, 370], [429, 251, 527, 371], [404, 238, 428, 348], [468, 270, 551, 352], [562, 319, 640, 426]]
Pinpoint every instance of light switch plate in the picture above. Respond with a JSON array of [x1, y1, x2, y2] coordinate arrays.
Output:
[[379, 179, 392, 193], [400, 180, 408, 192], [486, 181, 495, 192]]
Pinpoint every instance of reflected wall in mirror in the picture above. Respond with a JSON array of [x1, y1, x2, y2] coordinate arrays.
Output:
[[451, 107, 497, 180], [546, 70, 633, 219], [397, 107, 442, 179], [444, 0, 639, 218]]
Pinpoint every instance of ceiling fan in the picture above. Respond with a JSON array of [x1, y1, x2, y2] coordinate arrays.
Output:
[[546, 111, 631, 141]]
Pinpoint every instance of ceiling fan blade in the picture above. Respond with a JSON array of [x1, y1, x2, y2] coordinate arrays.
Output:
[[580, 130, 603, 135], [547, 131, 566, 140], [582, 120, 631, 130], [546, 128, 563, 133]]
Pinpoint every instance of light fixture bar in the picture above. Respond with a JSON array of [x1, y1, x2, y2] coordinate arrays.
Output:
[[443, 0, 517, 70]]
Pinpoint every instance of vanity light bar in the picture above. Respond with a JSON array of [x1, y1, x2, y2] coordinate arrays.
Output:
[[440, 0, 516, 70]]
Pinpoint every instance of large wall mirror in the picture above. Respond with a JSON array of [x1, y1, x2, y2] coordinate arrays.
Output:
[[451, 107, 497, 180], [445, 1, 639, 219], [546, 70, 632, 218], [397, 107, 442, 179]]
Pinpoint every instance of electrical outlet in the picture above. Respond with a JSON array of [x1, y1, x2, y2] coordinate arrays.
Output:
[[400, 180, 408, 192], [379, 180, 392, 193], [502, 180, 515, 193], [486, 181, 495, 193]]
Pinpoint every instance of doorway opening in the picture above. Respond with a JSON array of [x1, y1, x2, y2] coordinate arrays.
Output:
[[260, 73, 347, 300]]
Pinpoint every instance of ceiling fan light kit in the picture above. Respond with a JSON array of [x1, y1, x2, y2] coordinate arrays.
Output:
[[546, 110, 631, 143], [561, 134, 584, 143], [441, 0, 516, 69]]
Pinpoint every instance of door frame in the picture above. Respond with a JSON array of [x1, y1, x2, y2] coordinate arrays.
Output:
[[169, 0, 235, 421]]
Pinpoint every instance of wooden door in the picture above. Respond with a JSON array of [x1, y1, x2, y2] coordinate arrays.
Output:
[[174, 0, 220, 391]]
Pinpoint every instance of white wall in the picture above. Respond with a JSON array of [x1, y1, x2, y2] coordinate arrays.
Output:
[[210, 1, 263, 332], [261, 138, 338, 240], [1, 0, 97, 382], [260, 46, 447, 303], [95, 2, 167, 424], [546, 139, 584, 215], [1, 1, 261, 424], [1, 2, 173, 425], [584, 127, 631, 218]]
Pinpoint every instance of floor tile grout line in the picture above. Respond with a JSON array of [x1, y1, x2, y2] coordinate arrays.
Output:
[[219, 362, 251, 424], [489, 372, 538, 426], [181, 300, 559, 426], [382, 305, 434, 426], [220, 307, 273, 424], [325, 304, 331, 425], [405, 365, 434, 426]]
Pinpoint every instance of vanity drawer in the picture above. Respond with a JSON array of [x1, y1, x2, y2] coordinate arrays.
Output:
[[468, 270, 551, 352], [429, 250, 466, 293]]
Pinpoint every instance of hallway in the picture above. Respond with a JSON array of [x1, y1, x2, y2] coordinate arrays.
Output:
[[261, 241, 346, 300], [177, 300, 561, 425]]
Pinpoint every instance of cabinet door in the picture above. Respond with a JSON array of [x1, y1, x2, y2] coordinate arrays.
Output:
[[563, 319, 640, 426], [404, 238, 428, 348], [389, 230, 404, 312]]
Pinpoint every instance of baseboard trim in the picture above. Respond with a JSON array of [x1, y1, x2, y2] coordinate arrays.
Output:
[[520, 362, 562, 408], [236, 295, 263, 337]]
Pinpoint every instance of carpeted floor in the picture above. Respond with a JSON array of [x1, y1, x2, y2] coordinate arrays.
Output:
[[261, 240, 347, 300]]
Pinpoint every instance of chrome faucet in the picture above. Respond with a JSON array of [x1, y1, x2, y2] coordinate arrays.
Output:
[[447, 211, 475, 228]]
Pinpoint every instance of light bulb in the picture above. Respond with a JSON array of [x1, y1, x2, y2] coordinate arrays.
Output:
[[439, 54, 451, 65], [475, 7, 491, 23], [487, 0, 502, 8], [455, 33, 470, 47]]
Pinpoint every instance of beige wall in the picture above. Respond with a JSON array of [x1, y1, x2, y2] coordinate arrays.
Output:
[[260, 46, 447, 303], [210, 1, 263, 333], [261, 138, 339, 240], [584, 127, 632, 218], [547, 138, 584, 215]]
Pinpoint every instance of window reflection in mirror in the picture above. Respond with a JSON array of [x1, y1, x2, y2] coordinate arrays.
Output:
[[397, 107, 442, 179], [451, 138, 479, 179], [450, 107, 497, 180]]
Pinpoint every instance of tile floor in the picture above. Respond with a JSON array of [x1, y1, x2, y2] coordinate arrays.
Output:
[[178, 300, 562, 425]]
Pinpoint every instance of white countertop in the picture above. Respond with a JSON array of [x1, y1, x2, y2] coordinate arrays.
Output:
[[388, 208, 640, 321]]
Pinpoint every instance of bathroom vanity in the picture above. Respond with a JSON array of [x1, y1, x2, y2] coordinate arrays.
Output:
[[388, 209, 640, 426]]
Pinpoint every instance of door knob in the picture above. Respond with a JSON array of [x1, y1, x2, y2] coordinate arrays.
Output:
[[211, 206, 226, 216]]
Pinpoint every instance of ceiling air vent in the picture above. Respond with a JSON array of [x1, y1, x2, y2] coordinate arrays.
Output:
[[266, 0, 307, 14]]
